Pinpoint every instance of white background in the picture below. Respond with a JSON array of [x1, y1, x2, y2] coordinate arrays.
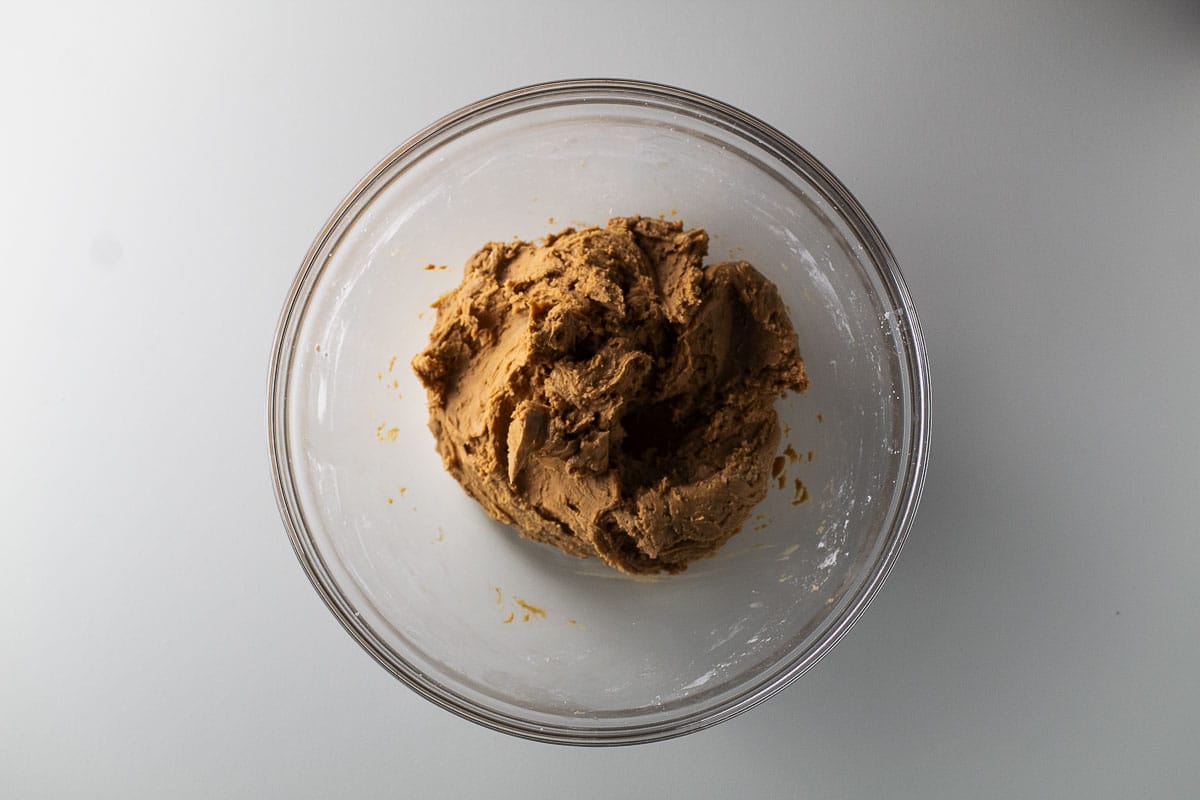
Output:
[[4, 2, 1199, 797]]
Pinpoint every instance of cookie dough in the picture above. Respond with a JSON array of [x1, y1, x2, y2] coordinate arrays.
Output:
[[412, 216, 807, 574]]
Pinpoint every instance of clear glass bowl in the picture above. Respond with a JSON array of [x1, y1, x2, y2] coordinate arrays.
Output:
[[269, 79, 929, 745]]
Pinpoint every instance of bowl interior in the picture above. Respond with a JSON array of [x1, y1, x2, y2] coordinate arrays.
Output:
[[280, 88, 920, 740]]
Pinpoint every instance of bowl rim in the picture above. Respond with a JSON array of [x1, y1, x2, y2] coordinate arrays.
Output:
[[268, 77, 931, 746]]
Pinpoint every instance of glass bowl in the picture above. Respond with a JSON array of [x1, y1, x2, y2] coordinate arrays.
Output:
[[269, 79, 929, 745]]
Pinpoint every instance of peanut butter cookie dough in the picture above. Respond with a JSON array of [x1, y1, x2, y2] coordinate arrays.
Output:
[[412, 216, 807, 574]]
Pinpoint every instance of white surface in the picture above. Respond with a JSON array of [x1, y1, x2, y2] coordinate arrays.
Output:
[[3, 1, 1198, 797]]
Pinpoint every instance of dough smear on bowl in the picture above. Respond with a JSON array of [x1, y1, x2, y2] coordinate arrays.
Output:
[[412, 216, 807, 574]]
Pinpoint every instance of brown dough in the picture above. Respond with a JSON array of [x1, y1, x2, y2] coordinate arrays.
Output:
[[412, 216, 807, 574]]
